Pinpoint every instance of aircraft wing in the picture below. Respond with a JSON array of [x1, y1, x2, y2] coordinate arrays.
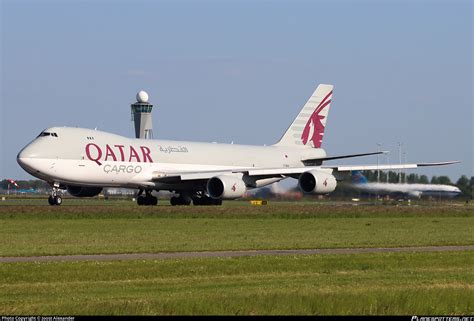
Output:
[[151, 161, 459, 183]]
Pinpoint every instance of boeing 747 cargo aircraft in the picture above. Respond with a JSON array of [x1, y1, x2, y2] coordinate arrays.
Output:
[[17, 84, 458, 205]]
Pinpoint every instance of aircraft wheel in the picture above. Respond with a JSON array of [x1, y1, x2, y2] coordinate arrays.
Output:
[[137, 196, 146, 206], [171, 195, 191, 206], [170, 196, 178, 206], [178, 194, 191, 206], [192, 197, 202, 206], [54, 195, 62, 206], [193, 196, 221, 206], [150, 196, 158, 206], [48, 196, 55, 206]]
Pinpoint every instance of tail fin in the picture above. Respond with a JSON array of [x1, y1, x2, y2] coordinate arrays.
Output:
[[351, 171, 368, 184], [275, 84, 333, 148]]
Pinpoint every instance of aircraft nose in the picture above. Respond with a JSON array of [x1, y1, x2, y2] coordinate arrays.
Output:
[[17, 150, 29, 170], [17, 144, 39, 172]]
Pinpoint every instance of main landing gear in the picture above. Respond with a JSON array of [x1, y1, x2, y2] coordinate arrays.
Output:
[[169, 192, 222, 206], [48, 184, 62, 206], [192, 196, 222, 206], [170, 194, 192, 206], [170, 192, 222, 206], [136, 190, 158, 206]]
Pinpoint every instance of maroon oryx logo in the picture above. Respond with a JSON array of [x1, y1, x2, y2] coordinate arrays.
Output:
[[301, 90, 332, 148], [231, 183, 237, 192]]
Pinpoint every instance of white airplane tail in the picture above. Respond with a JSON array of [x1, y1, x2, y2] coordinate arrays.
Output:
[[275, 84, 333, 148]]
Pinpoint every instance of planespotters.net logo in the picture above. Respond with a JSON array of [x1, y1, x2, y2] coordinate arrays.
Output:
[[412, 316, 474, 321]]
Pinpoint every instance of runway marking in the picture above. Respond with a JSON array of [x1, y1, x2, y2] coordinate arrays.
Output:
[[0, 245, 473, 263]]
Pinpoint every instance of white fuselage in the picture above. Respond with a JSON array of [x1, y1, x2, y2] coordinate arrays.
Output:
[[17, 127, 326, 190]]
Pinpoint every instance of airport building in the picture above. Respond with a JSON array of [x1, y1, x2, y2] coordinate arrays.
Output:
[[131, 90, 154, 139]]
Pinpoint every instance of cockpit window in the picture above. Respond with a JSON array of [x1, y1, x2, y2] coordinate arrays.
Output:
[[37, 132, 58, 138]]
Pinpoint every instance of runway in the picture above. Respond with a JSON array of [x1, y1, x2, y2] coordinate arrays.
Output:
[[1, 245, 473, 263]]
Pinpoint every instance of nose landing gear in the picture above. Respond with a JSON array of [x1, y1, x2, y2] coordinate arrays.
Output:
[[48, 184, 62, 206]]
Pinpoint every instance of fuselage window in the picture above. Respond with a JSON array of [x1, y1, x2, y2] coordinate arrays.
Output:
[[37, 132, 58, 138]]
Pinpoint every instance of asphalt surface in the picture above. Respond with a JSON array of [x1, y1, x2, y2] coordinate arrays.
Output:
[[1, 245, 473, 263]]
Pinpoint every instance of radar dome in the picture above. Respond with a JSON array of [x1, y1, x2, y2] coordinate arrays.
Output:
[[136, 90, 149, 103]]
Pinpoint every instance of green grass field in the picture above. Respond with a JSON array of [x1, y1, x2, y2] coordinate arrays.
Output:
[[0, 200, 472, 315], [0, 201, 472, 256], [1, 252, 472, 315]]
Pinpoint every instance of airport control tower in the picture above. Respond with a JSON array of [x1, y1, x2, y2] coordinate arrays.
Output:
[[131, 90, 154, 139]]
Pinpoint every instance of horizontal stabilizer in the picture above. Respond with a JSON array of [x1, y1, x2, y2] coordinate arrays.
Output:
[[303, 151, 388, 163], [351, 171, 368, 184], [416, 161, 461, 167]]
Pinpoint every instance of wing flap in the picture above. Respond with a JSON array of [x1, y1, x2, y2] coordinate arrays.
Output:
[[152, 170, 235, 182]]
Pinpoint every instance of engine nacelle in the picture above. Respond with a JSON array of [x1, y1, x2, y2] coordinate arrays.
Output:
[[207, 175, 246, 200], [298, 170, 337, 194], [67, 186, 103, 197]]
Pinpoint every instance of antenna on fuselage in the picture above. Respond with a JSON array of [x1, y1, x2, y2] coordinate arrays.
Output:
[[131, 90, 154, 139]]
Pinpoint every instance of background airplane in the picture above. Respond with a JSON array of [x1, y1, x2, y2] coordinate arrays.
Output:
[[16, 188, 39, 194], [351, 171, 461, 198], [16, 84, 458, 206]]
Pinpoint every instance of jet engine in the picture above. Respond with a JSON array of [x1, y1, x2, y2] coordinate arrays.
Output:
[[207, 175, 246, 199], [298, 170, 337, 194], [67, 186, 103, 197]]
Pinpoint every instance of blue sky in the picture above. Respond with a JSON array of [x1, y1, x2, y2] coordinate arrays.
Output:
[[1, 0, 472, 181]]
